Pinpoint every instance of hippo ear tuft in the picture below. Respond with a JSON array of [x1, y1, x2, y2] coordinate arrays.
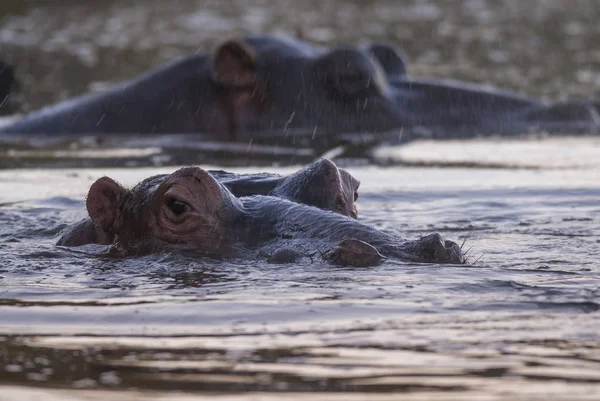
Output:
[[86, 177, 126, 232], [212, 39, 257, 87]]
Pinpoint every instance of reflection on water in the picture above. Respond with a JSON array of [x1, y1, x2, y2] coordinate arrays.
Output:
[[1, 142, 599, 399]]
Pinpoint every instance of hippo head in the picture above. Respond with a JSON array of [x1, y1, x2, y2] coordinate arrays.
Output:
[[199, 36, 409, 140], [85, 167, 242, 256]]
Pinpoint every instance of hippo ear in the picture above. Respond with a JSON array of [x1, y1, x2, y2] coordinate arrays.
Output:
[[364, 43, 408, 77], [86, 177, 127, 232], [212, 39, 258, 87], [339, 168, 360, 193]]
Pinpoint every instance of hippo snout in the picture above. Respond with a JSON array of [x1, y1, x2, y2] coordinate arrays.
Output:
[[417, 233, 465, 264]]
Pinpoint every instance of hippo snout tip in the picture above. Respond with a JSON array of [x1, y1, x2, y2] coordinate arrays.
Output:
[[418, 233, 465, 265], [444, 239, 465, 265]]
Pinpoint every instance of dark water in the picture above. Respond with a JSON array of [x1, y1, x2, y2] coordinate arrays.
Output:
[[1, 1, 600, 400]]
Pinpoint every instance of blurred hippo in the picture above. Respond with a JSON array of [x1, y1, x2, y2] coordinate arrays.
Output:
[[58, 162, 464, 266], [2, 34, 597, 144], [0, 59, 20, 116], [58, 158, 360, 247]]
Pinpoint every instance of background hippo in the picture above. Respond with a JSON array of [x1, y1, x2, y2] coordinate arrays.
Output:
[[0, 35, 406, 141], [2, 34, 600, 150], [58, 165, 464, 266], [58, 158, 360, 247]]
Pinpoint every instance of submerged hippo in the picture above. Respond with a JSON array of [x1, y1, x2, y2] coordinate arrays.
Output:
[[58, 158, 360, 246], [58, 164, 464, 266], [1, 35, 599, 146], [0, 59, 19, 116]]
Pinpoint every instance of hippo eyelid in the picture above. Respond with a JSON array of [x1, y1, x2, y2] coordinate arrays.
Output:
[[165, 196, 190, 216]]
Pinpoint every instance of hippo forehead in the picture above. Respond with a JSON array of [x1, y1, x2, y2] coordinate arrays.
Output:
[[245, 35, 388, 70], [129, 174, 169, 207], [243, 35, 327, 59], [245, 38, 391, 99]]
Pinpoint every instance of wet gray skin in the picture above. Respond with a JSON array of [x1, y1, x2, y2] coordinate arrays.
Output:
[[0, 59, 19, 116], [58, 158, 360, 247], [2, 34, 599, 142], [57, 165, 464, 266], [212, 158, 359, 218]]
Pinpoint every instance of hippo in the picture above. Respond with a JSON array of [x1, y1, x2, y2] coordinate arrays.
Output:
[[57, 164, 464, 266], [0, 59, 19, 116], [58, 158, 360, 247], [2, 34, 597, 147]]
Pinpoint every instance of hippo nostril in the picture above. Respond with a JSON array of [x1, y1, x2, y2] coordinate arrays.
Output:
[[418, 234, 465, 264]]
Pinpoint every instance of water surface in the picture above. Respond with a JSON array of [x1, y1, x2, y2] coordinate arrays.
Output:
[[1, 138, 599, 400]]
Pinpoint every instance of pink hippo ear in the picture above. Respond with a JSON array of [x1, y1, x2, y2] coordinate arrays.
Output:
[[212, 39, 258, 87], [86, 177, 127, 232]]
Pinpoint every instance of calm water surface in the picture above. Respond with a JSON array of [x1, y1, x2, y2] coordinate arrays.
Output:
[[1, 1, 600, 400]]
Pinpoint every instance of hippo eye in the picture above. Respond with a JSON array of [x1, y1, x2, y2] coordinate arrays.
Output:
[[167, 198, 189, 216], [354, 191, 359, 202]]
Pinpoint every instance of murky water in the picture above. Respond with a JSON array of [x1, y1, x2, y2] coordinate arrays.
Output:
[[1, 1, 600, 400]]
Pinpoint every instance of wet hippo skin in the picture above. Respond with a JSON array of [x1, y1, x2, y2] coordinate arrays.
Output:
[[58, 165, 464, 266], [212, 158, 360, 218], [2, 35, 599, 143], [58, 158, 360, 247]]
